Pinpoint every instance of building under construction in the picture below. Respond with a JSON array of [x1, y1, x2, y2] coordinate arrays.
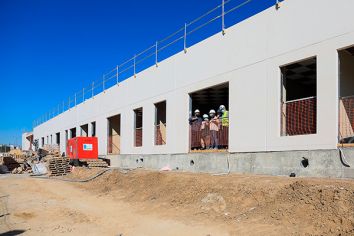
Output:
[[23, 0, 354, 178]]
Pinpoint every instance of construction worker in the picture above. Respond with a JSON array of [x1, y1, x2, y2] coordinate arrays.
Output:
[[219, 105, 229, 148], [209, 109, 220, 149], [200, 114, 210, 150], [189, 109, 202, 150], [219, 105, 229, 127]]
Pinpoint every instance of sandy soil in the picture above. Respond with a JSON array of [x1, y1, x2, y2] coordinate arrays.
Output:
[[0, 168, 354, 236]]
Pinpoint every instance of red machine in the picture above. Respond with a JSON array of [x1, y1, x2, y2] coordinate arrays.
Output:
[[66, 137, 98, 160], [66, 137, 108, 167]]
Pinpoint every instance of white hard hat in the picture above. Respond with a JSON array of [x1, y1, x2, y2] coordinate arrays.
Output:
[[194, 109, 200, 113], [202, 114, 209, 119], [219, 105, 226, 110], [209, 109, 216, 114]]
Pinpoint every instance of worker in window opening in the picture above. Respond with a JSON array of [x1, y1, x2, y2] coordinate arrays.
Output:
[[217, 109, 223, 124], [219, 105, 229, 149], [200, 114, 210, 150], [189, 109, 202, 150], [209, 109, 220, 149], [216, 109, 223, 148]]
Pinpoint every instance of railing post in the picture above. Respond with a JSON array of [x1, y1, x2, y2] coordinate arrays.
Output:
[[184, 23, 187, 53], [83, 88, 85, 102], [103, 75, 105, 92], [155, 41, 158, 67], [222, 0, 225, 35], [62, 101, 65, 113], [116, 65, 119, 85], [92, 82, 94, 98], [74, 93, 77, 107], [57, 104, 59, 115], [134, 54, 136, 78], [68, 97, 71, 110]]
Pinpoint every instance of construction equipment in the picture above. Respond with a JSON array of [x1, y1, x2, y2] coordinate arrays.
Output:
[[66, 137, 108, 168]]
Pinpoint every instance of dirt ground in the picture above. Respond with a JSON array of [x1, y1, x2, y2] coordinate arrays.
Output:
[[0, 168, 354, 236]]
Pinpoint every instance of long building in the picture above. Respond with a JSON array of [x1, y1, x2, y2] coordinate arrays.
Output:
[[23, 0, 354, 178]]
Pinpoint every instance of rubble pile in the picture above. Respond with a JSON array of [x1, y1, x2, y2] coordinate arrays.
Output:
[[0, 145, 69, 176], [0, 153, 32, 174], [1, 144, 108, 176]]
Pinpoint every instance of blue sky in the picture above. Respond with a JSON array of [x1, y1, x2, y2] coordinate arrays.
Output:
[[0, 0, 275, 146]]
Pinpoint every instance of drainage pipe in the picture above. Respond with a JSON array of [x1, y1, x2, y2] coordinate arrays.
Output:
[[338, 147, 351, 167]]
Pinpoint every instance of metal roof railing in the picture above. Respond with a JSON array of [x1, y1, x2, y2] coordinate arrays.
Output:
[[33, 0, 256, 128]]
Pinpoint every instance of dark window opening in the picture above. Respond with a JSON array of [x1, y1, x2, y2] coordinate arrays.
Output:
[[281, 57, 317, 136], [65, 130, 68, 153], [189, 82, 229, 151], [134, 107, 143, 147], [41, 137, 44, 147], [56, 132, 60, 145], [155, 101, 167, 145], [91, 122, 96, 137], [108, 114, 121, 154], [80, 124, 89, 137], [339, 47, 354, 143], [70, 127, 77, 138]]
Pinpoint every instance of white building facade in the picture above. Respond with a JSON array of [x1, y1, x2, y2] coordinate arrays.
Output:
[[29, 0, 354, 159]]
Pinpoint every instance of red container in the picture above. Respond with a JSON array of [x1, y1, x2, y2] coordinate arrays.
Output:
[[66, 137, 98, 160]]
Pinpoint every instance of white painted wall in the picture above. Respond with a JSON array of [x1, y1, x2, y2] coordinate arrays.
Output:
[[32, 0, 354, 155], [21, 132, 33, 151]]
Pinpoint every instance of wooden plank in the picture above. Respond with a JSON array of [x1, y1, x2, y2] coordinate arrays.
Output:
[[337, 143, 354, 148]]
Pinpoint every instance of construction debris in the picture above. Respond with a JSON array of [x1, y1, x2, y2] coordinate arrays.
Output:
[[0, 144, 108, 177], [85, 159, 109, 168], [48, 158, 71, 176], [0, 154, 29, 172]]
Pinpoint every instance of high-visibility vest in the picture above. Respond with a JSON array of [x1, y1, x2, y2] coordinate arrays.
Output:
[[222, 110, 229, 127]]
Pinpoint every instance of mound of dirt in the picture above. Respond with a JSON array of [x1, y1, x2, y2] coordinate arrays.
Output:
[[78, 169, 354, 235], [262, 180, 354, 235]]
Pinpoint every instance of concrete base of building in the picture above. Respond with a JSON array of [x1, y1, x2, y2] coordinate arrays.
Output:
[[104, 148, 354, 179]]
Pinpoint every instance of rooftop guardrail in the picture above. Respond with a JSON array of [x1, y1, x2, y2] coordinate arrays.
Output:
[[32, 0, 276, 128]]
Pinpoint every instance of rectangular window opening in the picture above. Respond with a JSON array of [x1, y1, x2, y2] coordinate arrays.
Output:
[[70, 127, 77, 138], [56, 132, 60, 145], [134, 107, 143, 147], [80, 124, 89, 137], [338, 47, 354, 144], [189, 82, 229, 152], [91, 122, 96, 137], [281, 57, 317, 136], [155, 101, 167, 145], [107, 114, 121, 154], [65, 130, 68, 153]]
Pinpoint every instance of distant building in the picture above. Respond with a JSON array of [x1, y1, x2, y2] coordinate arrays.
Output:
[[22, 132, 34, 151]]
